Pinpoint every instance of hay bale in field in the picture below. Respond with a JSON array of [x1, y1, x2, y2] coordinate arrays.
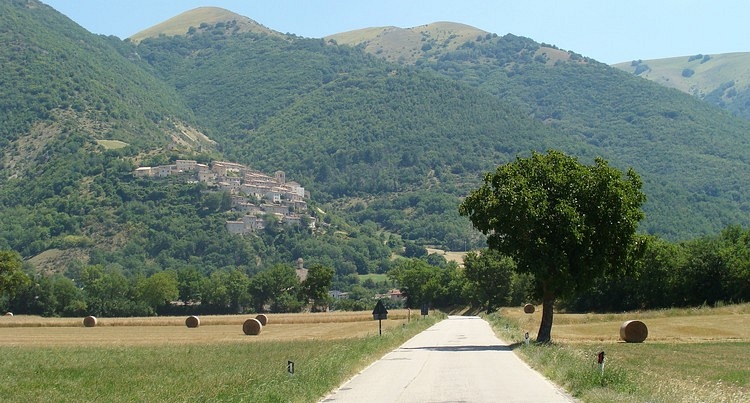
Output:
[[255, 314, 268, 326], [185, 315, 200, 328], [620, 320, 648, 343], [523, 304, 535, 314], [83, 315, 97, 327], [242, 318, 263, 335], [3, 312, 12, 317]]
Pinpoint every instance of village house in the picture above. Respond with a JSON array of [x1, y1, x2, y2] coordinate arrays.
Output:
[[133, 160, 311, 235]]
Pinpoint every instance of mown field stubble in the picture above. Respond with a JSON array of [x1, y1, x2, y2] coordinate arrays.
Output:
[[491, 303, 750, 402], [0, 310, 441, 402]]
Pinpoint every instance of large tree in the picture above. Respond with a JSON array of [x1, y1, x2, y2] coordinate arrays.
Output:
[[459, 150, 645, 342], [0, 250, 31, 310], [299, 264, 334, 312], [463, 249, 514, 313]]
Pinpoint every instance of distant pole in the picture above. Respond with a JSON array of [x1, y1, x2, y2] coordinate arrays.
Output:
[[379, 318, 382, 336]]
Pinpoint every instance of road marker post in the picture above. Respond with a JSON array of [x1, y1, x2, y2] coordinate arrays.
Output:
[[287, 360, 295, 377]]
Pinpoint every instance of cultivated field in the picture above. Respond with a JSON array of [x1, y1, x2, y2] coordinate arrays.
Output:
[[0, 310, 439, 402], [0, 310, 415, 347], [492, 303, 750, 402]]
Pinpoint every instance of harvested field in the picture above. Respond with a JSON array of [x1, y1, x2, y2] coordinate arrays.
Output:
[[0, 312, 441, 402], [0, 310, 414, 347], [492, 303, 750, 402], [499, 304, 750, 342]]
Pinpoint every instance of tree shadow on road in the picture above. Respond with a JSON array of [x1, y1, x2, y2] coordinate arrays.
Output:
[[398, 344, 513, 352]]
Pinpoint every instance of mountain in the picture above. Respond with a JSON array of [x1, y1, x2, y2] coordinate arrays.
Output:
[[128, 7, 281, 43], [613, 53, 750, 120], [137, 16, 750, 241], [0, 0, 213, 174], [327, 22, 573, 65], [327, 22, 491, 64], [4, 2, 750, 278]]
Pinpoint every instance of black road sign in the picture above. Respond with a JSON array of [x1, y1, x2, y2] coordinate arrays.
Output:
[[372, 300, 388, 320]]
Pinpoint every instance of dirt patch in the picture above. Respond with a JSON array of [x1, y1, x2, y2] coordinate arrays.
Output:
[[426, 248, 467, 266]]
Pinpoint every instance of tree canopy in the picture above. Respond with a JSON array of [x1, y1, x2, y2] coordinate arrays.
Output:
[[459, 150, 646, 342], [0, 250, 30, 303]]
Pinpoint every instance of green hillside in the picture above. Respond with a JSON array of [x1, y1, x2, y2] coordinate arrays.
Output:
[[4, 1, 750, 285], [136, 17, 750, 241], [0, 1, 394, 280], [613, 52, 750, 119], [0, 0, 212, 170]]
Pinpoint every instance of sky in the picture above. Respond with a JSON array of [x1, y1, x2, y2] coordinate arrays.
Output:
[[42, 0, 749, 65]]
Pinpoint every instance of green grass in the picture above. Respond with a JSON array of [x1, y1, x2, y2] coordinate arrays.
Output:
[[0, 315, 442, 402], [358, 273, 389, 283], [95, 139, 129, 149]]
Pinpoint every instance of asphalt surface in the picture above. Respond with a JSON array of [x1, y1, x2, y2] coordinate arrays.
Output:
[[320, 316, 575, 403]]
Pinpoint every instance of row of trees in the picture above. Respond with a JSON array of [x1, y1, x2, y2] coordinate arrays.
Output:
[[1, 250, 334, 317], [5, 224, 747, 320]]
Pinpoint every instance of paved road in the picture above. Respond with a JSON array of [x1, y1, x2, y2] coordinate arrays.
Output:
[[320, 316, 575, 403]]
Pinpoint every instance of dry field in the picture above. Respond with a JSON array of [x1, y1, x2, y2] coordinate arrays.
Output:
[[0, 310, 414, 347], [495, 303, 750, 402], [426, 247, 467, 266], [499, 303, 750, 343]]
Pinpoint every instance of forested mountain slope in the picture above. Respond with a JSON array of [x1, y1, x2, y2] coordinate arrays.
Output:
[[0, 0, 204, 159], [139, 12, 750, 241], [0, 1, 392, 278], [4, 2, 750, 282]]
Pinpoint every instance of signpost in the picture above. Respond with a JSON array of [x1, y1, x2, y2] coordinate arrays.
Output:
[[372, 300, 388, 336], [420, 304, 429, 317], [597, 351, 605, 375]]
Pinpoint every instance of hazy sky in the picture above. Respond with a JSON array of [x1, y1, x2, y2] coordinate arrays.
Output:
[[42, 0, 748, 64]]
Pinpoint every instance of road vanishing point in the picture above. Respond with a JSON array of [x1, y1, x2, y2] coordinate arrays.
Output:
[[321, 316, 575, 403]]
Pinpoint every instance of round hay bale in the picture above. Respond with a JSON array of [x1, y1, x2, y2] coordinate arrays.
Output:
[[620, 320, 648, 343], [242, 318, 263, 335], [83, 316, 97, 327], [185, 315, 200, 328], [255, 314, 268, 326], [4, 312, 13, 317], [523, 304, 535, 314]]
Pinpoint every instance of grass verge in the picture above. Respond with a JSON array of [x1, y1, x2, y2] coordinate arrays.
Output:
[[485, 304, 750, 402]]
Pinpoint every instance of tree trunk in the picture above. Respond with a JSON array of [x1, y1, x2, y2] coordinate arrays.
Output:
[[536, 284, 555, 343]]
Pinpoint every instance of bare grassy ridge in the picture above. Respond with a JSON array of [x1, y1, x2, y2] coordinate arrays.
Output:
[[490, 303, 750, 402]]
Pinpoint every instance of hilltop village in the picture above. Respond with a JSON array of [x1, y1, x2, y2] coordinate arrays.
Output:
[[134, 160, 313, 234]]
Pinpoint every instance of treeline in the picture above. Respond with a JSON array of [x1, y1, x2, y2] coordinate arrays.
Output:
[[569, 228, 750, 311], [383, 226, 750, 313], [4, 223, 749, 317], [1, 250, 335, 317]]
